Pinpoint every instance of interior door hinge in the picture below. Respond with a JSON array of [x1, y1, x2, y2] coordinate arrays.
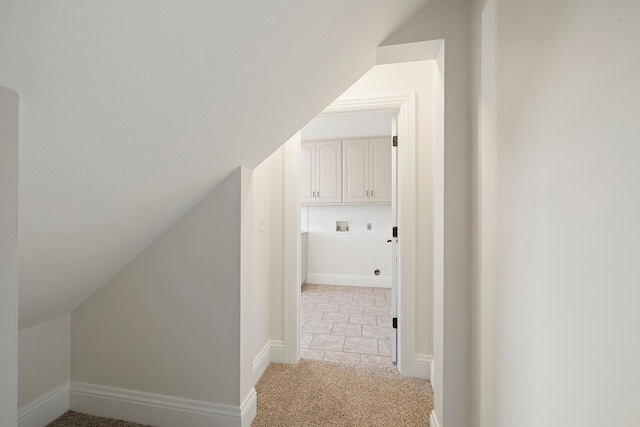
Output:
[[392, 135, 398, 147], [392, 317, 398, 329], [392, 226, 398, 238]]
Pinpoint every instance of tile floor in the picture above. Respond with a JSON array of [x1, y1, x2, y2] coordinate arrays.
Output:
[[300, 284, 395, 367]]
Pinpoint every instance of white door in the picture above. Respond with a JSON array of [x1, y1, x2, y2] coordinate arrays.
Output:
[[370, 137, 392, 203], [300, 142, 316, 204], [316, 140, 342, 203], [390, 119, 398, 364], [342, 138, 369, 203]]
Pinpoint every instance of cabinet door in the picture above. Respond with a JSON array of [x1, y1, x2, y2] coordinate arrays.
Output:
[[342, 139, 370, 203], [300, 142, 316, 204], [316, 140, 342, 203], [370, 137, 392, 203]]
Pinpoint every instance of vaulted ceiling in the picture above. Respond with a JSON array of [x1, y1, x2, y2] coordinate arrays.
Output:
[[0, 0, 429, 328]]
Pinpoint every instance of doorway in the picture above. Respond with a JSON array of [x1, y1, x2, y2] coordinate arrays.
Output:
[[298, 112, 396, 366], [282, 91, 421, 377]]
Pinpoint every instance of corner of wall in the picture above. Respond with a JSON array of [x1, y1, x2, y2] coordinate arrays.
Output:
[[1, 84, 20, 427]]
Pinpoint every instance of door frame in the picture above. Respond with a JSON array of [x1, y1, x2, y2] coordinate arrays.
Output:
[[283, 92, 420, 377]]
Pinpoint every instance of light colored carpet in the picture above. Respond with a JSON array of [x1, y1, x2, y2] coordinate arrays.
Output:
[[47, 411, 150, 426], [253, 359, 433, 426], [47, 359, 433, 426]]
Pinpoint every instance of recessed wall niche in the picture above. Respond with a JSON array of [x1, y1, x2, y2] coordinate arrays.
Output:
[[336, 220, 351, 233]]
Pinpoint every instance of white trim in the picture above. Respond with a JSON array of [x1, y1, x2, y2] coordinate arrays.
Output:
[[376, 40, 444, 65], [18, 382, 70, 427], [430, 410, 441, 427], [414, 354, 433, 380], [70, 382, 256, 427], [283, 134, 302, 364], [283, 93, 419, 377], [430, 358, 436, 389], [252, 340, 272, 385], [239, 388, 257, 427], [270, 339, 284, 363], [252, 339, 285, 384], [305, 273, 391, 287]]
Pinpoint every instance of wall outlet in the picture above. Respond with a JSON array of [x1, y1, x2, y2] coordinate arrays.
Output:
[[367, 223, 372, 230]]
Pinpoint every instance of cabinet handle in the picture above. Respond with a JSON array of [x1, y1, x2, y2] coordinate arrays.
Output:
[[313, 191, 316, 198], [366, 190, 369, 197], [317, 191, 320, 198], [371, 190, 374, 197]]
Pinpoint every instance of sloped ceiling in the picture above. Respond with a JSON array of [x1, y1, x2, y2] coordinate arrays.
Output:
[[0, 1, 429, 328]]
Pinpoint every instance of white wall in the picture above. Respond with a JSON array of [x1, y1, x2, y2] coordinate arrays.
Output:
[[240, 168, 254, 404], [240, 146, 285, 399], [71, 169, 242, 407], [472, 1, 640, 426], [269, 150, 285, 344], [305, 205, 392, 284], [340, 61, 436, 358], [18, 315, 70, 408], [1, 1, 429, 330], [380, 1, 472, 425], [0, 85, 19, 426], [301, 112, 392, 141]]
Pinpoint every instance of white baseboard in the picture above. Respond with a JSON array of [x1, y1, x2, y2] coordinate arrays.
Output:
[[270, 340, 284, 363], [18, 382, 70, 427], [252, 341, 272, 384], [305, 273, 391, 287], [70, 382, 256, 427], [240, 388, 257, 427], [415, 354, 433, 380], [430, 358, 435, 389], [430, 410, 441, 427], [252, 339, 285, 385]]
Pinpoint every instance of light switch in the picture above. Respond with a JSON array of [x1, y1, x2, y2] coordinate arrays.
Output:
[[259, 215, 265, 232], [367, 223, 372, 230]]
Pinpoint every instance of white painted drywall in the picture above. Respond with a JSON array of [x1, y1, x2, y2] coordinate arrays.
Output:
[[301, 112, 392, 141], [0, 85, 19, 426], [71, 169, 242, 407], [471, 0, 640, 426], [18, 315, 70, 408], [340, 61, 436, 358], [0, 0, 428, 329], [240, 146, 287, 396], [381, 1, 472, 425], [305, 205, 392, 281], [240, 167, 254, 404], [252, 157, 275, 365], [269, 149, 286, 344], [300, 206, 309, 233]]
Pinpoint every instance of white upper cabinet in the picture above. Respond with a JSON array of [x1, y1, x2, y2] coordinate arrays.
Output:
[[342, 139, 370, 203], [301, 140, 342, 204], [369, 137, 392, 203], [300, 142, 316, 204], [301, 137, 391, 205], [342, 137, 391, 204]]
